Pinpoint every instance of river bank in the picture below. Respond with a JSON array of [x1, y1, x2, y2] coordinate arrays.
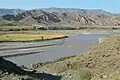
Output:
[[31, 35, 120, 80]]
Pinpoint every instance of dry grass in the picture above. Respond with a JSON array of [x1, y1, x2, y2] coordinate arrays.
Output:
[[0, 33, 65, 41]]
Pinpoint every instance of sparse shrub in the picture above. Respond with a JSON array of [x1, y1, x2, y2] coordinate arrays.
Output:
[[76, 70, 91, 80], [12, 75, 33, 80], [37, 27, 46, 30], [20, 75, 33, 80]]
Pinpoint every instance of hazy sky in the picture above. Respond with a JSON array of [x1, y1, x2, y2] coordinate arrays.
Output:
[[0, 0, 120, 13]]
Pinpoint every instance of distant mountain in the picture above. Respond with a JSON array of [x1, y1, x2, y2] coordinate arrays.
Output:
[[1, 8, 120, 29], [0, 9, 24, 15], [40, 8, 112, 15], [0, 8, 112, 15]]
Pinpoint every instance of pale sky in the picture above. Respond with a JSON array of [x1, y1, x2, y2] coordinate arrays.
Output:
[[0, 0, 120, 13]]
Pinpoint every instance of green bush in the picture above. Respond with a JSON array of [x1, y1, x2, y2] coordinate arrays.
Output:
[[76, 70, 91, 80]]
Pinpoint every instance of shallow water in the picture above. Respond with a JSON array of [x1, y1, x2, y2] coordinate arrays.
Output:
[[1, 32, 118, 66]]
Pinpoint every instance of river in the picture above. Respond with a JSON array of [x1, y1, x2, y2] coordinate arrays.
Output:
[[1, 31, 119, 66]]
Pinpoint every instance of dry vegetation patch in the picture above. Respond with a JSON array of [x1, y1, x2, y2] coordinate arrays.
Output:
[[0, 33, 66, 42]]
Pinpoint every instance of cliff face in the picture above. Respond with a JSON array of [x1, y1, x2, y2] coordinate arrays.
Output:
[[0, 8, 120, 27]]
